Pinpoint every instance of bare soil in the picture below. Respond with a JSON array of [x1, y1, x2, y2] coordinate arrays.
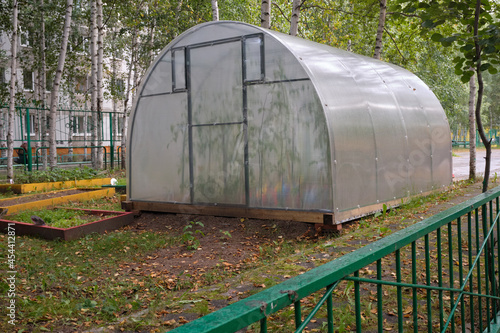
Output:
[[123, 213, 314, 286], [122, 183, 484, 286]]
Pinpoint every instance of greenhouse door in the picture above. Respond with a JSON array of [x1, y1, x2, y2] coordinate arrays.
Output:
[[186, 40, 247, 205]]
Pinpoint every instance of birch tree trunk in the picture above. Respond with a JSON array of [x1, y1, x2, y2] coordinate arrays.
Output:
[[121, 28, 137, 169], [111, 30, 117, 169], [373, 0, 387, 60], [173, 0, 183, 38], [7, 0, 19, 181], [211, 0, 219, 21], [40, 0, 48, 169], [96, 0, 104, 169], [90, 0, 98, 168], [468, 73, 476, 181], [289, 0, 301, 36], [48, 0, 73, 168], [261, 0, 271, 29]]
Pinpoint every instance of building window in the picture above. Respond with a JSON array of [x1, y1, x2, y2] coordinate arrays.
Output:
[[20, 29, 31, 47], [23, 70, 34, 91], [25, 114, 36, 135], [72, 115, 92, 134], [111, 78, 125, 97], [46, 74, 53, 92], [70, 34, 88, 54], [117, 116, 124, 134], [75, 76, 87, 93]]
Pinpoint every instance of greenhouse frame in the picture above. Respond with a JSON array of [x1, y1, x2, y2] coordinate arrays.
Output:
[[125, 21, 452, 225]]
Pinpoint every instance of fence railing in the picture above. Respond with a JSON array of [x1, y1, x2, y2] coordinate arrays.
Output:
[[171, 186, 500, 333], [0, 106, 124, 170]]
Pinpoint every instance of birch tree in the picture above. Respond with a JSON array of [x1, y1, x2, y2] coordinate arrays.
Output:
[[373, 0, 386, 59], [120, 26, 137, 169], [90, 0, 98, 168], [48, 0, 73, 167], [289, 0, 301, 36], [212, 0, 219, 21], [7, 0, 19, 181], [96, 0, 104, 169], [39, 0, 48, 169], [261, 0, 271, 28]]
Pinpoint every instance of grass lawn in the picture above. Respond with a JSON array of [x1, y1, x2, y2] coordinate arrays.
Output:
[[0, 179, 493, 332]]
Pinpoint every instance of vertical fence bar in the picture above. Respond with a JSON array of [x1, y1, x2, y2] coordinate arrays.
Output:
[[326, 285, 333, 333], [437, 227, 444, 331], [456, 217, 465, 333], [468, 211, 475, 333], [448, 222, 455, 333], [109, 112, 114, 169], [425, 234, 432, 332], [355, 270, 361, 333], [489, 200, 497, 324], [377, 259, 383, 333], [482, 203, 491, 330], [497, 197, 500, 324], [396, 250, 403, 331], [26, 107, 32, 171], [260, 316, 267, 333], [475, 208, 484, 332], [412, 241, 418, 333], [294, 300, 301, 329]]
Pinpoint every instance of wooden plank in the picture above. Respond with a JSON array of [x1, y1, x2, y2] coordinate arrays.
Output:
[[0, 210, 134, 241], [124, 201, 334, 224], [0, 178, 112, 194]]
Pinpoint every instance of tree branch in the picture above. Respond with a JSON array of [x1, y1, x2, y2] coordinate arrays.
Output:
[[383, 26, 407, 63], [272, 2, 290, 24]]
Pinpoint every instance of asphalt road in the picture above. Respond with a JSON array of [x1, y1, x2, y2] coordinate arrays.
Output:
[[453, 149, 500, 180]]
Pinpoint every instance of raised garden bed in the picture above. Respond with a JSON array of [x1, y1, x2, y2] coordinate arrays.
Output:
[[0, 187, 115, 215], [0, 178, 112, 194], [0, 207, 134, 240]]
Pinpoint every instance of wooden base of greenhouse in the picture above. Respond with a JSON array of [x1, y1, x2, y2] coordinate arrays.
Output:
[[121, 201, 340, 230]]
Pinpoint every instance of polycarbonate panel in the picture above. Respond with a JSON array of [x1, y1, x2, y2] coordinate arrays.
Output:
[[378, 65, 434, 194], [244, 36, 262, 81], [277, 32, 451, 214], [264, 35, 308, 81], [404, 72, 452, 188], [173, 49, 186, 90], [190, 42, 243, 124], [192, 124, 245, 204], [247, 81, 332, 210], [130, 94, 189, 202], [336, 54, 409, 203], [300, 48, 378, 212], [141, 51, 172, 96]]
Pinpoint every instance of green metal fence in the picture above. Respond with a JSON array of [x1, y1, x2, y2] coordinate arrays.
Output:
[[171, 186, 500, 332], [0, 106, 124, 170]]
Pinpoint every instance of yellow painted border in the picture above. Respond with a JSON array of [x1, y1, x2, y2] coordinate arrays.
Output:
[[0, 178, 112, 194], [0, 188, 115, 215]]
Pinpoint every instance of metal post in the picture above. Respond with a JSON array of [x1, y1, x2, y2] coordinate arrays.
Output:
[[109, 112, 114, 169], [26, 107, 32, 171]]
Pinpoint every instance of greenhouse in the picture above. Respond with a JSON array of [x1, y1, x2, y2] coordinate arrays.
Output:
[[126, 21, 452, 224]]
